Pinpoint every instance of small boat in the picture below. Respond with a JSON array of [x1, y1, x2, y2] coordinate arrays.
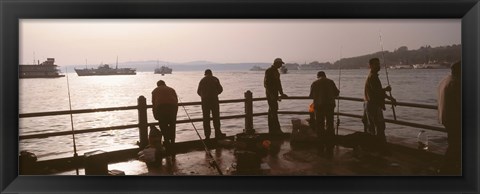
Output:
[[154, 66, 173, 75], [389, 65, 413, 69], [250, 66, 266, 71], [412, 64, 447, 69], [280, 66, 288, 74], [19, 58, 65, 78]]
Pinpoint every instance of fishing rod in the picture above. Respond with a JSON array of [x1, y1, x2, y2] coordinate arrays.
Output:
[[177, 98, 223, 175], [65, 67, 79, 175], [379, 31, 397, 120], [336, 46, 342, 136]]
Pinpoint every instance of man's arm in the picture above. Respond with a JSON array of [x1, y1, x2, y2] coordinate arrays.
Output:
[[197, 79, 203, 97], [277, 72, 287, 97], [332, 80, 340, 97], [173, 89, 179, 104], [216, 77, 223, 95], [309, 82, 315, 99]]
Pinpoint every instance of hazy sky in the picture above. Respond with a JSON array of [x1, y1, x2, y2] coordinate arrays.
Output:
[[20, 19, 460, 65]]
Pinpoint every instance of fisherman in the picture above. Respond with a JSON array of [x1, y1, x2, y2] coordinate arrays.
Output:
[[151, 80, 178, 153], [197, 69, 225, 139], [363, 58, 396, 144], [309, 71, 339, 157], [264, 58, 288, 134], [437, 61, 461, 174]]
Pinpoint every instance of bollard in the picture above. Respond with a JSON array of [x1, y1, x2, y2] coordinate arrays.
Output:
[[138, 96, 148, 149], [244, 90, 254, 134], [84, 150, 108, 175]]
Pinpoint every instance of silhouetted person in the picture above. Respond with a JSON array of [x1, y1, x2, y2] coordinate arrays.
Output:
[[197, 69, 225, 139], [438, 61, 461, 174], [152, 80, 178, 153], [264, 58, 288, 134], [309, 71, 339, 157], [363, 58, 396, 144]]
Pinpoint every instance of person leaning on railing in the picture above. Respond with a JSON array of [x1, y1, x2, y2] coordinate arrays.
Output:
[[309, 71, 339, 158], [197, 69, 225, 139], [151, 80, 178, 154], [264, 58, 288, 134]]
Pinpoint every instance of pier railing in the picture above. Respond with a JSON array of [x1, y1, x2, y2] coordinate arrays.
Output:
[[19, 90, 445, 149]]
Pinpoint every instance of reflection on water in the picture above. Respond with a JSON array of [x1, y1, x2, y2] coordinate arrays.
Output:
[[19, 69, 450, 159]]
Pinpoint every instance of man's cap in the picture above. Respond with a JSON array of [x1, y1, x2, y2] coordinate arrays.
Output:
[[157, 80, 165, 86], [274, 58, 285, 64], [369, 58, 380, 65], [317, 71, 326, 78], [204, 69, 212, 75]]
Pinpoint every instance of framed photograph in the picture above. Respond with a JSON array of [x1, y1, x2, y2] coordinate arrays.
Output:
[[1, 0, 479, 193]]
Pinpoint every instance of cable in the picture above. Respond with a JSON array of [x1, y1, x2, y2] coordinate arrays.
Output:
[[177, 98, 223, 175], [65, 67, 79, 175], [336, 46, 342, 136], [379, 31, 397, 120]]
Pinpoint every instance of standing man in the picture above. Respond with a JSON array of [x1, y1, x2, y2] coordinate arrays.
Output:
[[197, 69, 225, 139], [151, 80, 178, 152], [309, 71, 339, 157], [363, 58, 396, 144], [438, 61, 461, 174], [264, 58, 288, 134]]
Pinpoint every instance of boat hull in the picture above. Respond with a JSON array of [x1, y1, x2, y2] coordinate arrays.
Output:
[[20, 74, 65, 79], [75, 69, 136, 76]]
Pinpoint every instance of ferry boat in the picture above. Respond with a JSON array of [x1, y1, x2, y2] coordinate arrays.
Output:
[[74, 57, 136, 76], [154, 66, 173, 75], [74, 64, 136, 76], [18, 92, 456, 176], [19, 58, 65, 78]]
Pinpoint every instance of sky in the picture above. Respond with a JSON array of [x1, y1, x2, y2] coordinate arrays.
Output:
[[19, 19, 461, 65]]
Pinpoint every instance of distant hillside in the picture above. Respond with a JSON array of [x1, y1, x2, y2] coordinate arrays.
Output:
[[332, 44, 461, 69], [283, 44, 461, 70], [67, 44, 460, 71]]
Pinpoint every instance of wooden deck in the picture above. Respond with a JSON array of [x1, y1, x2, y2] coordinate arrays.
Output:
[[53, 132, 448, 176]]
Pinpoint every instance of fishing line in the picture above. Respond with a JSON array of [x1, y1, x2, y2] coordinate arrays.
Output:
[[65, 67, 79, 175], [379, 31, 397, 120], [336, 46, 342, 136], [177, 98, 223, 175]]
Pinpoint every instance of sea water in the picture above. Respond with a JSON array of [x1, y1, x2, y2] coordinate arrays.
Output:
[[19, 69, 450, 160]]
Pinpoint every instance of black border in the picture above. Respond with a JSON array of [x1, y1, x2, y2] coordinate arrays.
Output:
[[1, 0, 479, 193]]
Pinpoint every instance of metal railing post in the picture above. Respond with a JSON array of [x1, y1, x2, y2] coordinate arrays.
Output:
[[244, 90, 254, 134], [137, 96, 148, 149]]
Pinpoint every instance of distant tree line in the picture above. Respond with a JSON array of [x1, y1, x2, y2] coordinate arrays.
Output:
[[285, 44, 461, 70]]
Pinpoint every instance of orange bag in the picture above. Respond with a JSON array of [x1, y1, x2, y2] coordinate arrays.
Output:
[[309, 103, 315, 113]]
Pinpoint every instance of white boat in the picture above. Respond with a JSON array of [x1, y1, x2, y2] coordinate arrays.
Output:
[[154, 66, 173, 75]]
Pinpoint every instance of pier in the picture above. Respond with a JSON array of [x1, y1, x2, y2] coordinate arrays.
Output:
[[19, 91, 448, 175]]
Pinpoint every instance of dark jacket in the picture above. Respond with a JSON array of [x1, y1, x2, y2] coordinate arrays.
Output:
[[309, 77, 339, 106], [152, 85, 178, 106], [364, 72, 388, 108], [264, 66, 284, 97], [152, 85, 178, 120], [438, 75, 461, 127], [197, 75, 223, 101]]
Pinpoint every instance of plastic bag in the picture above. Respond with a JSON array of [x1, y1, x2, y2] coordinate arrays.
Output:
[[138, 147, 156, 163]]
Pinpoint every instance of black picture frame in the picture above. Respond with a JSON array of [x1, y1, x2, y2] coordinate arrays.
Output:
[[1, 0, 479, 193]]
